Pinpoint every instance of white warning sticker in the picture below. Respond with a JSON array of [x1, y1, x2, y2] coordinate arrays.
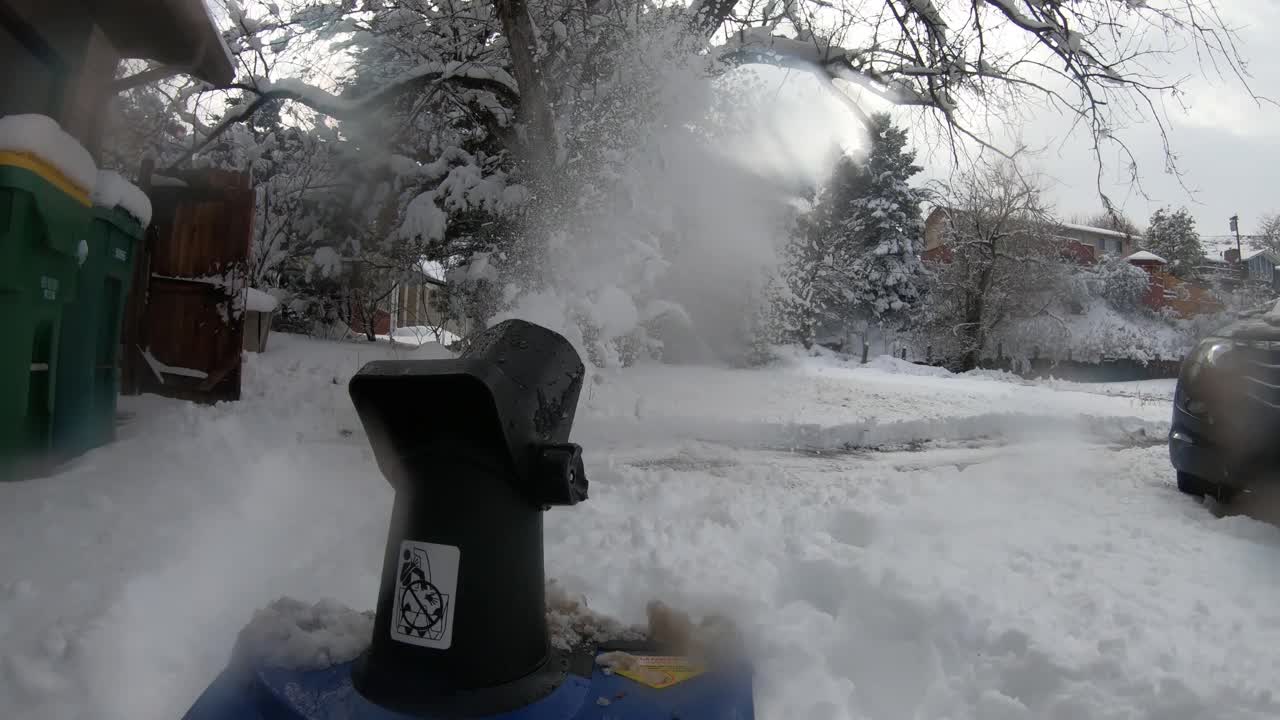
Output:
[[390, 540, 460, 650]]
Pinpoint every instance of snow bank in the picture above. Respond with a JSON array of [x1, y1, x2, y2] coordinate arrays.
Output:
[[545, 582, 647, 651], [234, 583, 717, 671], [572, 353, 1172, 460], [91, 171, 152, 226], [0, 114, 97, 192], [234, 598, 373, 669], [244, 287, 279, 313], [862, 354, 952, 377], [385, 326, 459, 348]]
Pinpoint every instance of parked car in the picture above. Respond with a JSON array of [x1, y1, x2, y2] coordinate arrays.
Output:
[[1170, 303, 1280, 501]]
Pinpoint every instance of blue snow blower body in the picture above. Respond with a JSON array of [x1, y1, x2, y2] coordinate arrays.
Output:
[[183, 651, 755, 720], [181, 319, 755, 720]]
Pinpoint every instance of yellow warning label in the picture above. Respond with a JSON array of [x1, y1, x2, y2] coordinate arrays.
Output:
[[614, 655, 706, 689]]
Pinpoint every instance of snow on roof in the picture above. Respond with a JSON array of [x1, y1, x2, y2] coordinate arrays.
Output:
[[245, 287, 279, 313], [93, 171, 153, 226], [1059, 222, 1137, 240], [1125, 250, 1166, 263], [0, 114, 97, 192]]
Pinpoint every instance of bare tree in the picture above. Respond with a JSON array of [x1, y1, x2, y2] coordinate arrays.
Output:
[[915, 162, 1068, 371], [1258, 213, 1280, 255], [137, 0, 1259, 195]]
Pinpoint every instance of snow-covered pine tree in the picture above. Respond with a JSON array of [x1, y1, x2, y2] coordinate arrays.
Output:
[[1144, 207, 1204, 279], [841, 113, 927, 319], [778, 113, 925, 347]]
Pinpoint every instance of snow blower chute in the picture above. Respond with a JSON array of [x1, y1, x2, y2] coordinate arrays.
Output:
[[181, 319, 756, 720]]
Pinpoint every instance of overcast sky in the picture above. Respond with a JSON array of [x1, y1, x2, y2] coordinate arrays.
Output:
[[965, 0, 1276, 240], [803, 0, 1280, 241]]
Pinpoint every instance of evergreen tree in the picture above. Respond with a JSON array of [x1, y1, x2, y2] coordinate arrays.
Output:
[[1145, 207, 1204, 279], [779, 113, 926, 346], [841, 114, 928, 318]]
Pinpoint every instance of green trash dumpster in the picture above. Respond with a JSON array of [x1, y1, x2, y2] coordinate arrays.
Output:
[[0, 151, 92, 477], [53, 203, 143, 457]]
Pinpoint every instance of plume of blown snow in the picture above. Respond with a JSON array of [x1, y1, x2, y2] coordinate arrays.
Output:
[[499, 33, 866, 366]]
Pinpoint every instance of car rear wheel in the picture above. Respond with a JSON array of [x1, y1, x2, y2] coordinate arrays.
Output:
[[1176, 471, 1239, 503]]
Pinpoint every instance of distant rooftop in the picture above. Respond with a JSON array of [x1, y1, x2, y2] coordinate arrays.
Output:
[[1126, 250, 1166, 264], [1059, 222, 1139, 239]]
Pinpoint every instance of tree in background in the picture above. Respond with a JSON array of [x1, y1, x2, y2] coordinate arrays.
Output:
[[1145, 207, 1204, 279], [1258, 213, 1280, 254], [778, 113, 925, 347], [913, 163, 1066, 371], [841, 114, 928, 320]]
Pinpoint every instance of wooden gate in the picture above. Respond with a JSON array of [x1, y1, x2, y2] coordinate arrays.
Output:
[[121, 167, 254, 403]]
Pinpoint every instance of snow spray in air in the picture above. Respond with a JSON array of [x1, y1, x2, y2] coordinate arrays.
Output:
[[481, 32, 867, 367]]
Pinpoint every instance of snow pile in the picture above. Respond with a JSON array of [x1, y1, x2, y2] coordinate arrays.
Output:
[[91, 171, 153, 226], [0, 114, 97, 192], [545, 581, 646, 651], [244, 287, 279, 313], [234, 597, 374, 669], [862, 354, 952, 377]]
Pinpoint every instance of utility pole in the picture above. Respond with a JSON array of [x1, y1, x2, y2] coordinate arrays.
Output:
[[1230, 214, 1242, 258]]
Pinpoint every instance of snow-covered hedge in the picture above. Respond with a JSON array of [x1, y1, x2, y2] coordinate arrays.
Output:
[[1093, 258, 1150, 313], [993, 301, 1194, 363]]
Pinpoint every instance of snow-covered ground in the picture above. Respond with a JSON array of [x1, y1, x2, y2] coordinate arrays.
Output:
[[4, 334, 1280, 720]]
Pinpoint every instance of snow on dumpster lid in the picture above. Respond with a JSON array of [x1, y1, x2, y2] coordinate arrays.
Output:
[[92, 171, 153, 227], [0, 114, 98, 194], [1125, 250, 1167, 264], [245, 287, 279, 313]]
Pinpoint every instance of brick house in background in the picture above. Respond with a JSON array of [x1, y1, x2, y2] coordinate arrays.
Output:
[[922, 207, 1140, 265], [921, 207, 1222, 319]]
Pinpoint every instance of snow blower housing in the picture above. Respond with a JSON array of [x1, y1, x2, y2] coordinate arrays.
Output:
[[347, 318, 589, 715], [180, 319, 756, 720]]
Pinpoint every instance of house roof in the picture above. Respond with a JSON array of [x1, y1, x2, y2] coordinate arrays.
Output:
[[1241, 248, 1280, 263], [1125, 250, 1167, 264], [927, 208, 1141, 241], [1059, 222, 1140, 240], [94, 0, 235, 85]]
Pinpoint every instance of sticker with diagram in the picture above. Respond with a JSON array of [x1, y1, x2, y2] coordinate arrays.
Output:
[[390, 540, 460, 650]]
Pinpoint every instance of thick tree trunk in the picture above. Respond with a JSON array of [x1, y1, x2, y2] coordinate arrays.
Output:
[[959, 265, 994, 372], [492, 0, 558, 174]]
